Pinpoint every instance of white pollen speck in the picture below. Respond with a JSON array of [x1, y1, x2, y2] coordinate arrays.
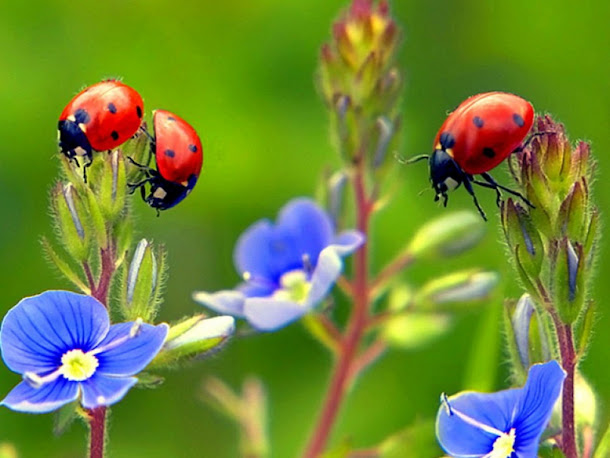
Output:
[[97, 395, 106, 403]]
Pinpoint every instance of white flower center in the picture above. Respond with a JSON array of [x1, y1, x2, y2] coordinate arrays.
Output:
[[60, 349, 99, 381], [272, 270, 312, 304], [489, 428, 516, 458]]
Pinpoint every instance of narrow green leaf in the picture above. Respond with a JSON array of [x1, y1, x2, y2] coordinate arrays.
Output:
[[42, 238, 90, 294]]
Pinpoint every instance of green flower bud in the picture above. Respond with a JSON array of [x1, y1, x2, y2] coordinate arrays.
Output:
[[558, 179, 588, 242], [98, 150, 127, 220], [415, 269, 498, 309], [382, 312, 451, 350], [407, 211, 485, 260], [507, 294, 550, 372], [53, 183, 89, 262], [122, 239, 164, 321], [551, 238, 585, 324], [501, 199, 544, 283], [150, 315, 235, 369]]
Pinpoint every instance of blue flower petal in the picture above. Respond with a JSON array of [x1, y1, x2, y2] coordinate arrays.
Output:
[[80, 374, 137, 409], [436, 361, 565, 458], [513, 361, 565, 453], [243, 298, 307, 331], [436, 389, 515, 457], [1, 291, 109, 374], [237, 281, 276, 298], [1, 378, 79, 413], [192, 291, 246, 317], [275, 198, 334, 268], [95, 323, 168, 377], [233, 199, 335, 284], [306, 233, 364, 307], [331, 230, 366, 256], [233, 220, 277, 280]]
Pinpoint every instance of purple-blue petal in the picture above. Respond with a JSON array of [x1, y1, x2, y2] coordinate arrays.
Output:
[[1, 378, 79, 413], [237, 281, 276, 298], [275, 198, 334, 268], [436, 361, 565, 458], [192, 290, 247, 317], [436, 389, 516, 457], [243, 298, 307, 331], [513, 361, 565, 453], [306, 233, 363, 307], [233, 220, 277, 280], [95, 323, 168, 377], [1, 291, 109, 374], [80, 374, 137, 409], [233, 199, 335, 284], [331, 230, 365, 256]]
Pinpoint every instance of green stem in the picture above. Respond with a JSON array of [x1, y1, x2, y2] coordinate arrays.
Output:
[[303, 164, 372, 457]]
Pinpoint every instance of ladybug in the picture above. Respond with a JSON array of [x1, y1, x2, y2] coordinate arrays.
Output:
[[129, 110, 203, 211], [409, 92, 535, 220], [58, 80, 144, 170]]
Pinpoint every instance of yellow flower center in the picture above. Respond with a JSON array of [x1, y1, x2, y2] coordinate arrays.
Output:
[[60, 349, 99, 381], [272, 270, 312, 305], [489, 428, 516, 458]]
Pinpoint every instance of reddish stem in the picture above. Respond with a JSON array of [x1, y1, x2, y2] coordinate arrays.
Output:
[[557, 323, 578, 458], [303, 166, 372, 458], [88, 407, 107, 458], [87, 240, 115, 458]]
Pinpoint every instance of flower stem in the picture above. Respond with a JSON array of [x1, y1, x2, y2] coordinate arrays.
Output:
[[557, 322, 578, 458], [88, 406, 107, 458], [303, 164, 372, 457], [87, 237, 115, 458]]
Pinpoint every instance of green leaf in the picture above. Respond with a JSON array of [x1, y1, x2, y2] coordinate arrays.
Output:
[[53, 400, 80, 436], [83, 185, 108, 249], [41, 238, 90, 294], [136, 372, 165, 389], [595, 422, 610, 458], [382, 312, 451, 350]]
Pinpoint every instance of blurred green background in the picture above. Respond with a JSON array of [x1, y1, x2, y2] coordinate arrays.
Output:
[[0, 0, 608, 456]]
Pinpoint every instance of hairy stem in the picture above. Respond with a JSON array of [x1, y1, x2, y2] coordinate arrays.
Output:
[[557, 322, 578, 458], [87, 233, 115, 458], [88, 407, 107, 458], [303, 164, 372, 457]]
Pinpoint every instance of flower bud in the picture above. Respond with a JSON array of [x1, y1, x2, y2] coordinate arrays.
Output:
[[407, 211, 485, 260], [328, 170, 348, 225], [150, 315, 235, 369], [551, 238, 585, 324], [122, 239, 165, 321], [415, 270, 498, 309], [558, 179, 588, 242], [53, 183, 89, 262], [98, 150, 127, 220], [382, 312, 451, 350], [508, 294, 550, 372], [501, 199, 544, 285]]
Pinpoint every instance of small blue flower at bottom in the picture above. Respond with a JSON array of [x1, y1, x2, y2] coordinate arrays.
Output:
[[0, 290, 168, 413], [436, 360, 566, 458], [193, 198, 364, 331]]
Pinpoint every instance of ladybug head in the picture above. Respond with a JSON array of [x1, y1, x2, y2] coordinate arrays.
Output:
[[429, 149, 464, 204]]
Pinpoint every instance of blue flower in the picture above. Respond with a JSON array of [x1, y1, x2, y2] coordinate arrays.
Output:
[[0, 291, 168, 413], [193, 198, 364, 331], [436, 360, 565, 458]]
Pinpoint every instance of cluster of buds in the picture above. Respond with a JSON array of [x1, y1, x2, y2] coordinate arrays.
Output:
[[318, 0, 401, 172], [502, 115, 598, 356]]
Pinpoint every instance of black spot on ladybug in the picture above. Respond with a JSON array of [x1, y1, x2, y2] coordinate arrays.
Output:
[[482, 147, 496, 158], [111, 131, 119, 141], [513, 113, 525, 128], [164, 149, 175, 158], [473, 116, 484, 128], [74, 108, 90, 124], [188, 144, 198, 153], [107, 103, 117, 114], [167, 116, 176, 122], [136, 106, 142, 118], [439, 132, 455, 149]]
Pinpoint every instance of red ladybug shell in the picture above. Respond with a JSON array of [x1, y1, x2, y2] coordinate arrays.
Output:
[[433, 92, 534, 175], [59, 80, 144, 151], [153, 110, 203, 184]]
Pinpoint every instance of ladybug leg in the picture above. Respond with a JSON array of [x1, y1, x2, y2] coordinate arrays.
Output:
[[479, 172, 535, 208], [463, 178, 487, 221], [127, 177, 153, 195], [512, 131, 551, 154]]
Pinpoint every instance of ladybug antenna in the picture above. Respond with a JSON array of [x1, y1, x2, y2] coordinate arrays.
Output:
[[400, 154, 430, 165]]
